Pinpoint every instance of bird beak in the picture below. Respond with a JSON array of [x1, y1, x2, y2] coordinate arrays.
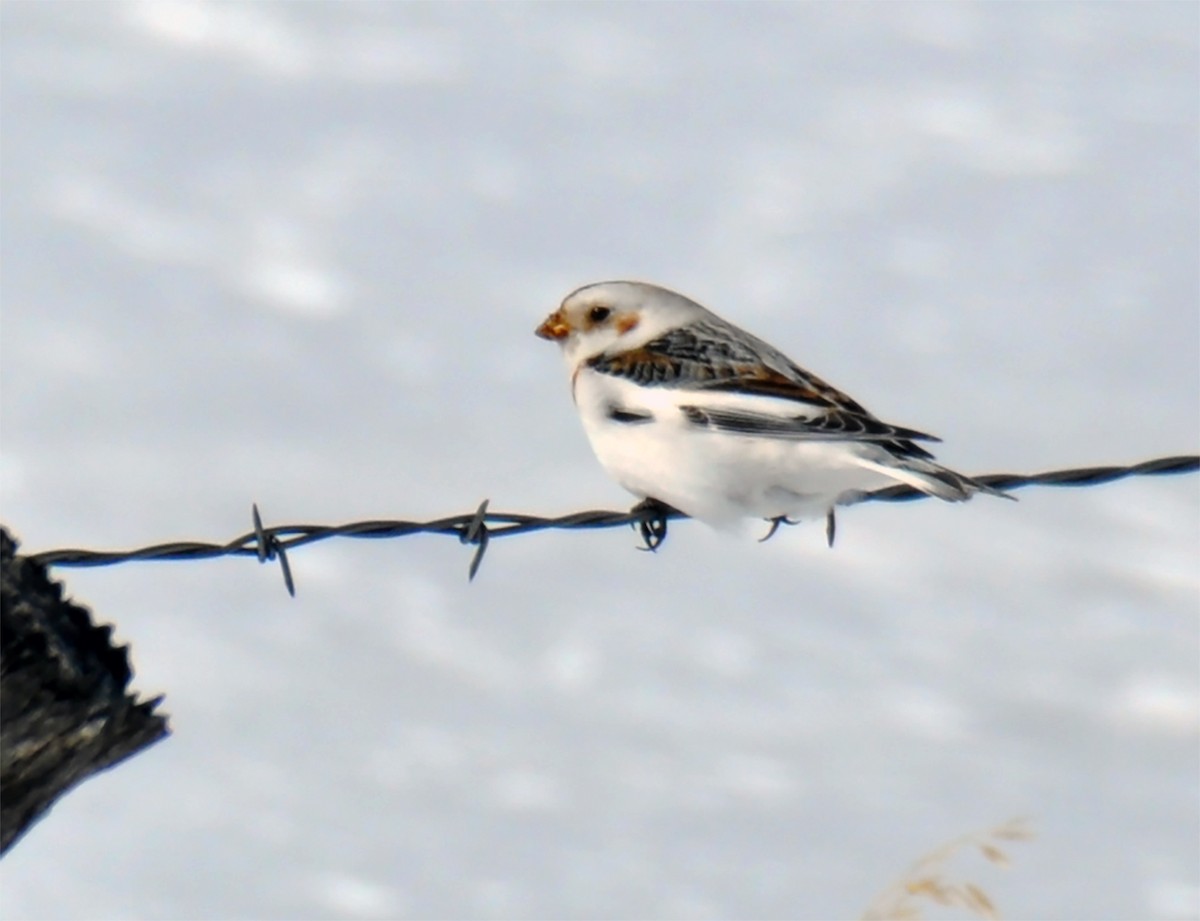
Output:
[[536, 310, 571, 341]]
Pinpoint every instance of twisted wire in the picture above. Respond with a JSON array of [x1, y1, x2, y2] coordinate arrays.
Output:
[[25, 454, 1199, 591]]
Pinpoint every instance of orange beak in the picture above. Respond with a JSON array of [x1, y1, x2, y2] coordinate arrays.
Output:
[[535, 310, 571, 341]]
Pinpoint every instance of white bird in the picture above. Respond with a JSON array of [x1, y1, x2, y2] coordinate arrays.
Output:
[[536, 281, 1007, 538]]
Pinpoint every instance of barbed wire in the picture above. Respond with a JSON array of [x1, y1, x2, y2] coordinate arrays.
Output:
[[26, 454, 1200, 593]]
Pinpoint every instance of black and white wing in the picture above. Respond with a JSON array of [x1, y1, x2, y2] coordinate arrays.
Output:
[[586, 319, 939, 459]]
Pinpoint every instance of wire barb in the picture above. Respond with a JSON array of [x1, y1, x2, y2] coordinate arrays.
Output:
[[460, 499, 491, 581], [24, 455, 1199, 585], [252, 504, 295, 596]]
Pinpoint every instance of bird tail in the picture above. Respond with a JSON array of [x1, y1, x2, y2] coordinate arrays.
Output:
[[852, 456, 1014, 503]]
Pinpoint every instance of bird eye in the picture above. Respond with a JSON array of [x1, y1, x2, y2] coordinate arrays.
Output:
[[588, 306, 611, 323]]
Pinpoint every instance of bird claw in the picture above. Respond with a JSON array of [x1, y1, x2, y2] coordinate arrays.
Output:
[[630, 498, 677, 552], [758, 515, 799, 542], [757, 510, 837, 547]]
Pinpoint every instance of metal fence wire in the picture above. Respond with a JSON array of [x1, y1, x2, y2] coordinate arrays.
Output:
[[26, 454, 1200, 592]]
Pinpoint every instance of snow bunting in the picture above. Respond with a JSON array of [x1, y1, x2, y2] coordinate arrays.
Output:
[[536, 281, 1006, 533]]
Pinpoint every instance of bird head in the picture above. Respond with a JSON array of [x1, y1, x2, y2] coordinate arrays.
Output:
[[536, 280, 705, 363]]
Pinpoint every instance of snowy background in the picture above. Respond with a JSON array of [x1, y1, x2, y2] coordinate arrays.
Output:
[[1, 3, 1197, 919]]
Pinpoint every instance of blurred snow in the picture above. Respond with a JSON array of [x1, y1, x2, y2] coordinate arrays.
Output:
[[1, 3, 1197, 919]]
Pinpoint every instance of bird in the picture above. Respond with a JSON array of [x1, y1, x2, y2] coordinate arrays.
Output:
[[535, 280, 1008, 540]]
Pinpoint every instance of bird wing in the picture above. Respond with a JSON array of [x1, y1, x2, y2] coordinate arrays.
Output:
[[586, 319, 939, 457]]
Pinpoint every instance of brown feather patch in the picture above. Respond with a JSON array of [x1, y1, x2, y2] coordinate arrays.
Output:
[[615, 312, 640, 335], [708, 365, 866, 411]]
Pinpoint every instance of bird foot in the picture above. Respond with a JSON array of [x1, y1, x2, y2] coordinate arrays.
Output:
[[758, 509, 837, 547], [758, 516, 799, 542], [630, 498, 680, 552]]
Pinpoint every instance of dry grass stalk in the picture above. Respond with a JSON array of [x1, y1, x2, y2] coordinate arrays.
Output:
[[860, 818, 1034, 920]]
